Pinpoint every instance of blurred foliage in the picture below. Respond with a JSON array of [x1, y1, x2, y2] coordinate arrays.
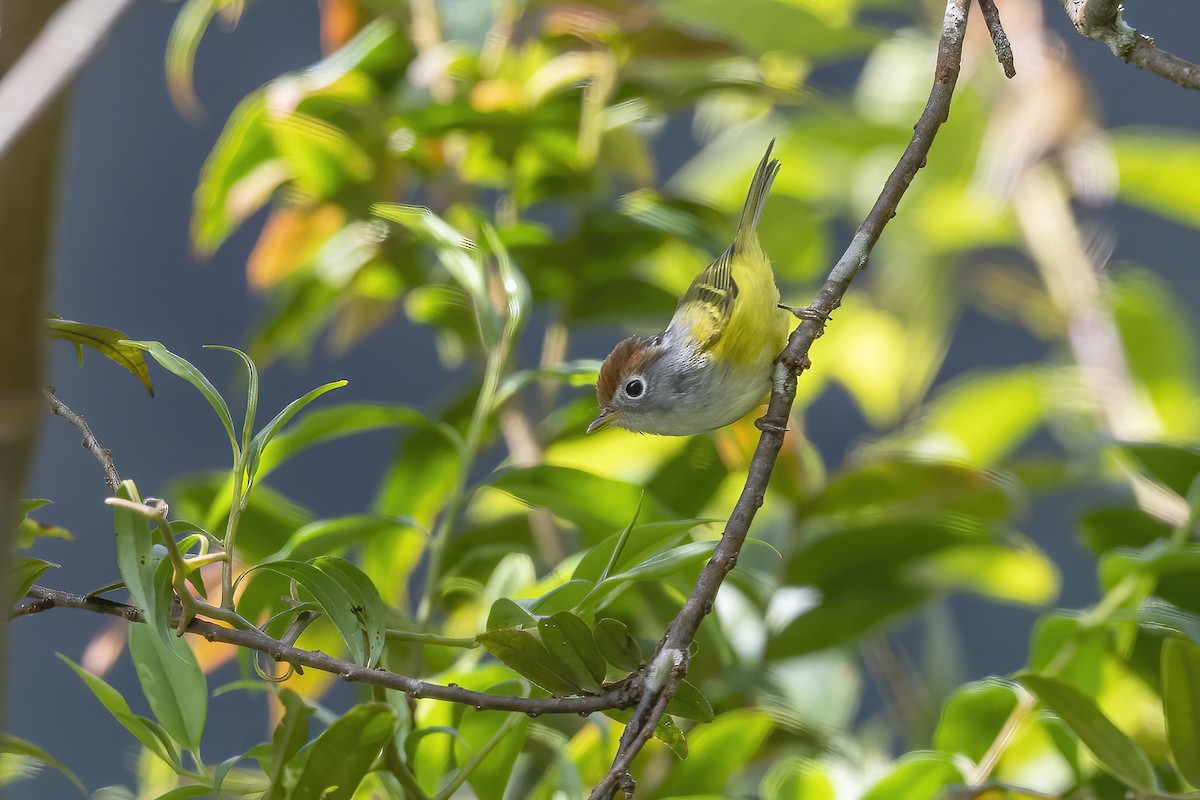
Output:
[[13, 0, 1200, 798]]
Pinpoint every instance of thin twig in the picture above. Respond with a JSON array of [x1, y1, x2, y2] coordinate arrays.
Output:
[[587, 1, 975, 796], [1060, 0, 1200, 90], [0, 0, 139, 158], [44, 387, 121, 491], [15, 584, 641, 715], [976, 0, 1015, 78]]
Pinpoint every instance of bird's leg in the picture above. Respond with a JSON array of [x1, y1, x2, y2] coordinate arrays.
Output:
[[779, 303, 829, 323]]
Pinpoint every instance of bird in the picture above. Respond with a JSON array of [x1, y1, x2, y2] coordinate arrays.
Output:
[[589, 140, 798, 436]]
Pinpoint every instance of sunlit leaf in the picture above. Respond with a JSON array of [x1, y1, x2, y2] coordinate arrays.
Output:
[[47, 319, 153, 395], [933, 679, 1020, 763], [1119, 442, 1200, 500], [245, 380, 348, 483], [1162, 637, 1200, 787], [859, 752, 963, 800], [1114, 129, 1200, 229], [15, 499, 73, 549], [311, 556, 387, 668], [255, 559, 376, 665], [655, 709, 772, 793], [906, 542, 1059, 606], [1018, 673, 1157, 792]]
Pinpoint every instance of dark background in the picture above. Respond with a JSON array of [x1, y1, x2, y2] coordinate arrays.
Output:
[[7, 0, 1199, 794]]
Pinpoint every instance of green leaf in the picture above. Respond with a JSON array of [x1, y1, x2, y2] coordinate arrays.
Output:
[[537, 612, 606, 693], [933, 679, 1020, 763], [0, 734, 86, 794], [266, 113, 373, 198], [1120, 442, 1200, 500], [1128, 599, 1200, 644], [806, 458, 1015, 521], [255, 403, 460, 481], [149, 787, 209, 800], [1079, 508, 1170, 555], [904, 542, 1059, 607], [15, 499, 73, 549], [245, 380, 348, 483], [573, 520, 713, 585], [667, 680, 715, 723], [528, 580, 594, 616], [127, 621, 207, 752], [206, 344, 258, 455], [288, 703, 395, 800], [311, 556, 387, 668], [760, 756, 835, 800], [1018, 673, 1157, 791], [486, 598, 537, 631], [113, 481, 172, 647], [592, 618, 643, 671], [1114, 130, 1200, 229], [125, 342, 238, 459], [605, 708, 688, 759], [10, 558, 57, 606], [859, 752, 963, 800], [493, 360, 601, 408], [46, 319, 154, 395], [476, 629, 583, 695], [57, 655, 181, 769], [255, 559, 378, 666], [580, 541, 721, 612], [271, 514, 422, 563], [263, 689, 314, 800], [654, 709, 772, 794], [490, 466, 666, 541], [458, 681, 530, 800], [1162, 638, 1200, 787]]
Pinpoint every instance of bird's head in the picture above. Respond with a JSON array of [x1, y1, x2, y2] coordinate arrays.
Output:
[[588, 336, 672, 434]]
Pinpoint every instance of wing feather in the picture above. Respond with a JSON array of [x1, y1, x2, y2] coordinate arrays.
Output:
[[673, 248, 738, 351]]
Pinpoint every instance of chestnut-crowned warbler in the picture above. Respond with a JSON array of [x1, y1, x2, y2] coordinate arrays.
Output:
[[589, 141, 790, 436]]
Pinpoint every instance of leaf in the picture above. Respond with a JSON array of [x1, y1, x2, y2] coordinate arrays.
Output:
[[458, 682, 530, 800], [760, 756, 836, 800], [538, 612, 606, 693], [654, 709, 773, 794], [311, 556, 387, 668], [486, 598, 537, 630], [57, 655, 181, 769], [46, 319, 153, 394], [255, 559, 376, 666], [288, 703, 395, 800], [1120, 442, 1200, 500], [593, 618, 643, 671], [206, 344, 258, 455], [10, 558, 57, 606], [493, 360, 602, 408], [15, 499, 72, 549], [1018, 673, 1157, 791], [127, 621, 208, 752], [0, 734, 86, 794], [254, 403, 460, 481], [1079, 507, 1170, 555], [263, 689, 314, 800], [245, 380, 348, 482], [476, 629, 584, 695], [149, 787, 209, 800], [489, 466, 665, 540], [1128, 599, 1200, 644], [905, 542, 1059, 607], [859, 752, 964, 800], [125, 342, 238, 459], [667, 680, 715, 723], [271, 514, 422, 563], [806, 458, 1015, 521], [112, 481, 172, 647], [572, 520, 713, 585], [164, 0, 219, 114], [266, 112, 373, 198], [933, 679, 1020, 763], [582, 541, 722, 611], [1114, 130, 1200, 229], [605, 708, 688, 759], [1162, 638, 1200, 787]]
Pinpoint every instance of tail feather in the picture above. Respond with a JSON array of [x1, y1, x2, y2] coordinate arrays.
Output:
[[734, 138, 780, 252]]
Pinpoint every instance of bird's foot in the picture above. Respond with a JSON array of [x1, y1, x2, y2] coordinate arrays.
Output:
[[779, 303, 830, 323], [755, 416, 788, 435]]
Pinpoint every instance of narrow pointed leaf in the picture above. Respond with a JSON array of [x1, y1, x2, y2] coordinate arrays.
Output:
[[1162, 638, 1200, 787], [0, 734, 86, 794], [264, 689, 314, 800], [11, 558, 57, 606], [127, 621, 207, 751], [255, 560, 370, 665], [113, 481, 172, 647], [312, 557, 387, 667], [125, 341, 238, 458], [1018, 673, 1156, 791], [666, 680, 714, 722], [47, 319, 153, 395], [245, 380, 348, 482]]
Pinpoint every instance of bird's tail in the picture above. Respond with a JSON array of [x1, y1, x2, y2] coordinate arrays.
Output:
[[734, 138, 780, 252]]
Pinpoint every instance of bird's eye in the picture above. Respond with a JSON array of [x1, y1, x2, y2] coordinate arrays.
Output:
[[625, 378, 645, 398]]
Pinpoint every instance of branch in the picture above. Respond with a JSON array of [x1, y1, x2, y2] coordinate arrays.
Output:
[[15, 584, 640, 715], [1060, 0, 1200, 90], [0, 0, 139, 157], [43, 387, 121, 491], [977, 0, 1015, 78], [587, 0, 975, 796]]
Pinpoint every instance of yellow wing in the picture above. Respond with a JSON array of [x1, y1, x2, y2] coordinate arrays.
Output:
[[671, 140, 780, 353]]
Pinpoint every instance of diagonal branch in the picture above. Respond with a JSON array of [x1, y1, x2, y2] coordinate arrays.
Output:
[[16, 584, 641, 715], [43, 388, 121, 491], [1060, 0, 1200, 90], [587, 0, 976, 796]]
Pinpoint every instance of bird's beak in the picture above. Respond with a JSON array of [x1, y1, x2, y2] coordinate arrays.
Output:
[[587, 408, 620, 434]]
